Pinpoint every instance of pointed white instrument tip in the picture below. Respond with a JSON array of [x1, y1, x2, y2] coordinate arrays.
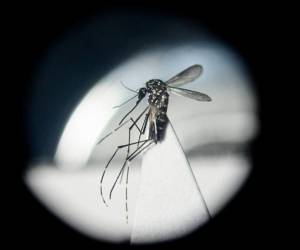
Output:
[[130, 121, 211, 244]]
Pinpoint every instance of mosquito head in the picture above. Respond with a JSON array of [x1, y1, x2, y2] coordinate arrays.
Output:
[[138, 87, 147, 100], [146, 79, 166, 89]]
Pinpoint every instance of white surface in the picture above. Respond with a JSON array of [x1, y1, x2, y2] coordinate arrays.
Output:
[[190, 155, 251, 216], [131, 122, 210, 244], [25, 162, 141, 242], [25, 154, 251, 243]]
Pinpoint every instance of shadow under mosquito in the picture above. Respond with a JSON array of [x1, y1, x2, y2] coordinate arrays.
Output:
[[186, 142, 249, 158]]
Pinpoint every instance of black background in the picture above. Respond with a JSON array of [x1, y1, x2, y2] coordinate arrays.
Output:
[[7, 1, 285, 249]]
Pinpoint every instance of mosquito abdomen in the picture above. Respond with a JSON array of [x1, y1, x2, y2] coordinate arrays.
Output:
[[156, 113, 168, 141]]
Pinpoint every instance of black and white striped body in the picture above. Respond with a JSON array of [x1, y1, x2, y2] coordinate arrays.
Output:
[[146, 79, 169, 142]]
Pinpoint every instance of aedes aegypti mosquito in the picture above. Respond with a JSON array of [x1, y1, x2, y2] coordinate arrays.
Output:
[[97, 64, 212, 223]]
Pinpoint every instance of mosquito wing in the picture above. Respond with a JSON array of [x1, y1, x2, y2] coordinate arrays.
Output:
[[168, 86, 211, 102], [165, 64, 203, 87]]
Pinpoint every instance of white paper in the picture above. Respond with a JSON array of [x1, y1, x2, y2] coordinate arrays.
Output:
[[131, 121, 211, 244]]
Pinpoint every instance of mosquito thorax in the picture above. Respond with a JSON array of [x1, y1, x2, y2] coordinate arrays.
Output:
[[145, 79, 169, 109], [146, 79, 166, 90], [146, 79, 167, 96]]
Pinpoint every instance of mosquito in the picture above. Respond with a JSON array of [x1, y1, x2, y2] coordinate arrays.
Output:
[[97, 64, 212, 223]]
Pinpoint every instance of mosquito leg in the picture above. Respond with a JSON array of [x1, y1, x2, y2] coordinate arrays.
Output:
[[98, 106, 146, 146], [99, 113, 144, 196], [118, 122, 143, 184], [97, 119, 132, 145], [97, 132, 112, 145], [130, 118, 141, 133], [118, 121, 142, 185], [128, 140, 154, 162], [119, 103, 148, 126], [101, 139, 150, 205], [127, 121, 153, 163], [141, 112, 150, 134], [100, 147, 120, 206], [137, 111, 150, 148], [109, 139, 152, 200], [126, 111, 148, 156], [119, 118, 133, 184], [113, 94, 138, 109], [119, 102, 139, 125], [124, 140, 152, 223], [100, 107, 150, 204], [126, 117, 143, 159], [129, 106, 149, 144], [108, 139, 153, 224], [125, 163, 130, 224], [119, 108, 149, 183]]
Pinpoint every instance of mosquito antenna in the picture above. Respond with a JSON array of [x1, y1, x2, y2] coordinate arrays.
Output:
[[120, 81, 138, 93], [113, 94, 138, 109]]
